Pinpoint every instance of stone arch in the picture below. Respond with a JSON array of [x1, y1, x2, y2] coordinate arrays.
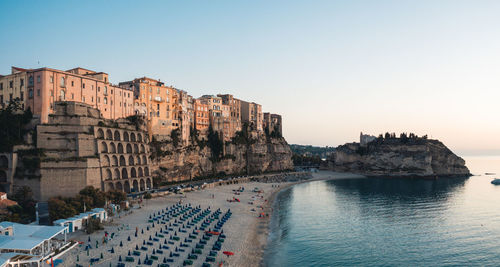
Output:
[[136, 156, 141, 165], [138, 167, 143, 177], [0, 171, 7, 183], [100, 142, 108, 153], [131, 167, 137, 178], [140, 179, 145, 191], [111, 156, 118, 166], [122, 168, 128, 179], [117, 143, 124, 153], [146, 178, 152, 190], [142, 155, 147, 165], [133, 144, 139, 154], [106, 129, 113, 140], [126, 144, 132, 153], [137, 133, 142, 142], [131, 133, 136, 142], [128, 156, 134, 166], [115, 182, 123, 191], [119, 156, 126, 166], [124, 181, 131, 193], [114, 168, 121, 179], [97, 128, 104, 139], [123, 132, 129, 142], [108, 182, 114, 190], [105, 169, 112, 180], [0, 156, 8, 168], [132, 180, 139, 192], [144, 167, 149, 176], [114, 130, 121, 141], [102, 155, 110, 167], [140, 144, 145, 153], [109, 142, 116, 153]]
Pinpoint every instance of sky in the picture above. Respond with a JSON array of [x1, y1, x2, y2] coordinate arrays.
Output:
[[1, 0, 499, 155]]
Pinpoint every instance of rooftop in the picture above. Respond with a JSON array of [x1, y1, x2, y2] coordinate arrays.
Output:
[[0, 222, 66, 251]]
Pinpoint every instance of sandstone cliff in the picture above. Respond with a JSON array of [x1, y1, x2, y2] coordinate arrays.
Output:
[[328, 138, 470, 178], [152, 133, 294, 183]]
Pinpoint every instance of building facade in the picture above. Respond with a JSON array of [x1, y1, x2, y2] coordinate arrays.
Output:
[[241, 100, 263, 132], [263, 113, 282, 136], [0, 67, 134, 123]]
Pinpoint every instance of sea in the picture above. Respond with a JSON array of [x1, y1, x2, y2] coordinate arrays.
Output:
[[263, 156, 500, 267]]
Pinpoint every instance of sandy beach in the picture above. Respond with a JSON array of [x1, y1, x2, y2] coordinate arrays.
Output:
[[59, 171, 361, 267]]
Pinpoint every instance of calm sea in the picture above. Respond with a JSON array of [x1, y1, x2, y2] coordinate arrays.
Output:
[[264, 156, 500, 267]]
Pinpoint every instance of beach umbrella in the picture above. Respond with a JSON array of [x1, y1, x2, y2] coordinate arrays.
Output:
[[136, 244, 139, 250], [147, 226, 150, 231], [119, 255, 122, 262], [88, 236, 91, 242], [135, 232, 138, 237], [111, 247, 115, 253], [163, 257, 167, 263], [138, 258, 141, 264], [128, 236, 131, 241], [223, 251, 234, 257], [100, 252, 103, 259], [128, 251, 131, 256], [141, 229, 144, 234], [120, 241, 123, 247], [76, 255, 79, 262], [145, 254, 149, 260], [143, 240, 146, 245]]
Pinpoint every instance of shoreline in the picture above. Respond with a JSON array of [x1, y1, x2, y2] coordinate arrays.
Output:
[[258, 171, 366, 266]]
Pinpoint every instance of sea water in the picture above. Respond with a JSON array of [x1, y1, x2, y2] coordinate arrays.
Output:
[[264, 156, 500, 266]]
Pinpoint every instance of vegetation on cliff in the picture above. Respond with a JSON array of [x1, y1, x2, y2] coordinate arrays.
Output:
[[0, 99, 33, 152]]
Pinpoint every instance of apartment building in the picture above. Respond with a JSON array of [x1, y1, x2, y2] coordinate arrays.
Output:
[[119, 77, 179, 138], [263, 113, 282, 136], [194, 99, 209, 138], [0, 67, 134, 123], [241, 100, 263, 132], [218, 94, 242, 139]]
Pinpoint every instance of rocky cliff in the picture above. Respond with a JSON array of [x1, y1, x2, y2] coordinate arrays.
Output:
[[152, 133, 294, 183], [327, 138, 470, 178]]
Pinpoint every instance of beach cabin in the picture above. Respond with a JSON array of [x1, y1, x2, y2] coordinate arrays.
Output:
[[0, 222, 69, 260], [0, 253, 43, 267], [53, 208, 107, 233]]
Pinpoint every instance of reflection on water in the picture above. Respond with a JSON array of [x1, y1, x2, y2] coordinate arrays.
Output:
[[265, 168, 500, 267]]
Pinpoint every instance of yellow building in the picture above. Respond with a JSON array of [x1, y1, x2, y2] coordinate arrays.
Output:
[[241, 100, 263, 132]]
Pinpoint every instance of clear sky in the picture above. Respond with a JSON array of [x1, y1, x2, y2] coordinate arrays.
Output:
[[1, 0, 499, 155]]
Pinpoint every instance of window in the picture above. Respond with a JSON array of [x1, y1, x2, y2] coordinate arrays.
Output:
[[50, 76, 53, 83], [92, 85, 94, 90], [50, 90, 53, 97], [0, 95, 3, 103], [71, 93, 74, 99], [83, 96, 86, 102], [104, 97, 107, 104], [0, 83, 2, 90], [28, 76, 33, 86], [92, 96, 94, 102], [20, 92, 24, 100], [37, 76, 41, 83], [98, 97, 100, 103], [104, 86, 108, 94], [71, 81, 74, 86], [82, 83, 85, 89], [29, 89, 33, 98], [37, 89, 40, 96], [20, 79, 24, 86], [60, 77, 65, 87], [9, 81, 13, 88], [157, 87, 160, 93], [9, 94, 12, 101], [98, 87, 100, 92], [60, 90, 65, 100]]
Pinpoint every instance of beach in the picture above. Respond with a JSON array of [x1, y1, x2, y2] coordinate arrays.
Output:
[[60, 172, 320, 267]]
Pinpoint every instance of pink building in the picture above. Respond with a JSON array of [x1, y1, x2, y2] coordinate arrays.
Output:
[[0, 67, 134, 123]]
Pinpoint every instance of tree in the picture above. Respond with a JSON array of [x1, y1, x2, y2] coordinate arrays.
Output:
[[0, 99, 33, 152], [170, 128, 181, 147], [79, 186, 106, 208], [107, 190, 126, 205], [48, 198, 78, 222], [207, 126, 223, 161]]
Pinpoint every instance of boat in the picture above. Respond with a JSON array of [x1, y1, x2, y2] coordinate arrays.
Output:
[[491, 178, 500, 185]]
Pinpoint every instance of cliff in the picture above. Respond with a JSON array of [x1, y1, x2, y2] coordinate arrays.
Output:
[[152, 133, 294, 183], [327, 138, 470, 178]]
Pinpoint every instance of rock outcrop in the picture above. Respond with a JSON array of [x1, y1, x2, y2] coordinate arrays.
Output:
[[153, 133, 294, 182], [327, 138, 470, 178]]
